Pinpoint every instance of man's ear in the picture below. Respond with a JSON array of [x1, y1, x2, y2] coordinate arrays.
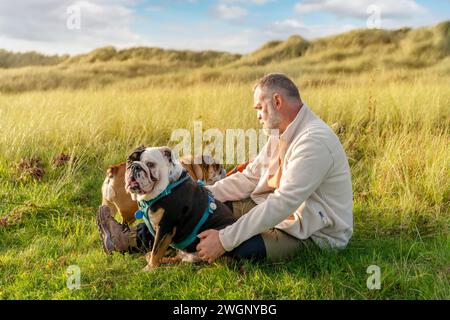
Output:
[[273, 92, 282, 110]]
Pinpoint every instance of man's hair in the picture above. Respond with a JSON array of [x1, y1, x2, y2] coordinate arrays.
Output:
[[253, 73, 301, 100]]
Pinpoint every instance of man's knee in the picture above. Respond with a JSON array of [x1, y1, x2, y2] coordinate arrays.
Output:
[[261, 228, 312, 261]]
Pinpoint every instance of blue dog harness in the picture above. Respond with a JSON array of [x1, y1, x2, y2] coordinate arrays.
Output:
[[135, 175, 217, 250]]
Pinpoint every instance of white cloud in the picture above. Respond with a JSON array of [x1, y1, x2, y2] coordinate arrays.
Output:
[[249, 0, 269, 4], [270, 19, 356, 39], [145, 4, 164, 12], [0, 0, 145, 54], [210, 4, 248, 20], [221, 0, 270, 4], [294, 0, 427, 19], [0, 0, 441, 56], [149, 26, 263, 54], [274, 19, 306, 30]]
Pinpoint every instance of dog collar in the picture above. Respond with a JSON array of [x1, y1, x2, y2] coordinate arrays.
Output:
[[135, 171, 191, 219], [135, 175, 217, 250]]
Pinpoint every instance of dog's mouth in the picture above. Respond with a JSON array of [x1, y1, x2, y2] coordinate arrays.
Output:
[[127, 178, 142, 193], [125, 161, 160, 197], [126, 174, 154, 193], [125, 171, 156, 196]]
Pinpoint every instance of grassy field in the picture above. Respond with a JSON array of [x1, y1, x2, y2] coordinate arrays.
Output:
[[0, 70, 449, 299], [0, 22, 449, 299]]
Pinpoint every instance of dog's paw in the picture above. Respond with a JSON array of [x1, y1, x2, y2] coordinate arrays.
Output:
[[160, 256, 182, 265], [177, 251, 203, 263]]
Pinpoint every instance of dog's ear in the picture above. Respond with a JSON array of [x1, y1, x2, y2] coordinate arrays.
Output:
[[127, 145, 146, 164], [107, 165, 119, 178], [161, 147, 183, 182], [160, 146, 176, 164]]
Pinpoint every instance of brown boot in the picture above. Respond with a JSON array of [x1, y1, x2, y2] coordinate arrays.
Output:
[[96, 205, 138, 254]]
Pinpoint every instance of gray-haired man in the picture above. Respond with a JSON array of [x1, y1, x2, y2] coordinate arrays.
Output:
[[196, 73, 353, 263], [97, 73, 353, 263]]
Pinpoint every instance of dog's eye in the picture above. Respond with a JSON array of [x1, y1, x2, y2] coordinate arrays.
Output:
[[146, 162, 155, 169]]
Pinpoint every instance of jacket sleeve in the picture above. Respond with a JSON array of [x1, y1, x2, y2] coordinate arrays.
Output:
[[206, 142, 268, 202], [218, 135, 333, 251]]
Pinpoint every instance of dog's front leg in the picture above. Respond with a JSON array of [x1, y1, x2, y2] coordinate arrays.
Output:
[[144, 224, 177, 270]]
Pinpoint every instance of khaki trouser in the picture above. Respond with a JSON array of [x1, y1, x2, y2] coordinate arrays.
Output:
[[230, 198, 314, 261]]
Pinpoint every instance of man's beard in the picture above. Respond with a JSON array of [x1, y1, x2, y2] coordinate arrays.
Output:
[[262, 100, 281, 136]]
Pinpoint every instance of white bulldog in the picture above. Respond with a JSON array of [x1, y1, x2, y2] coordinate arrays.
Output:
[[125, 146, 184, 202]]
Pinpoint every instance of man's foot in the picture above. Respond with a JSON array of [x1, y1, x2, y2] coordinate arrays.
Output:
[[96, 205, 131, 254]]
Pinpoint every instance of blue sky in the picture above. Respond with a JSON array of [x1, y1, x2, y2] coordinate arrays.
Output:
[[0, 0, 448, 54]]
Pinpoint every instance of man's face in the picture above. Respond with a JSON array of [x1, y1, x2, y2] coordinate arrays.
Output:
[[253, 86, 281, 135]]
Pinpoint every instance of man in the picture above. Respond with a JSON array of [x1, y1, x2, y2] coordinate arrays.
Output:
[[196, 73, 353, 263], [97, 73, 353, 262]]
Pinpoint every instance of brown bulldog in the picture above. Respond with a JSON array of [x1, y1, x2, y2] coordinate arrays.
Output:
[[101, 154, 226, 224]]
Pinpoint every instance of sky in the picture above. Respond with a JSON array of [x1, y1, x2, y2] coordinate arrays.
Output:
[[0, 0, 448, 55]]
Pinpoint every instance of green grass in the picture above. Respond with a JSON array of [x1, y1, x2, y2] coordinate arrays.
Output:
[[0, 196, 448, 299], [0, 67, 449, 299]]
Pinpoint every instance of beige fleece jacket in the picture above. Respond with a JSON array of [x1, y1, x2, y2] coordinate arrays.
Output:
[[207, 104, 353, 251]]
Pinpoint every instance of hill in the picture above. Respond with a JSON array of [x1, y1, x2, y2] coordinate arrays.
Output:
[[0, 21, 448, 92], [0, 50, 67, 68]]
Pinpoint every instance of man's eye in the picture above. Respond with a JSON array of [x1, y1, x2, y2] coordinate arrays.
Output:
[[146, 162, 155, 168]]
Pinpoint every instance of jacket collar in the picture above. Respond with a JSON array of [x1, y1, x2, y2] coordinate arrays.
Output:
[[279, 103, 310, 144]]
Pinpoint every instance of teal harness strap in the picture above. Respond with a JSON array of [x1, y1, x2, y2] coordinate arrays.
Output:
[[136, 178, 216, 250]]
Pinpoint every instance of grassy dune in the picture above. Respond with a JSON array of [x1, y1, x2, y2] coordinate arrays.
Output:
[[0, 21, 448, 93], [0, 22, 449, 299]]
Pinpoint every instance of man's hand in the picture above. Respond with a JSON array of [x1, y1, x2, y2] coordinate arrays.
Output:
[[196, 229, 225, 264]]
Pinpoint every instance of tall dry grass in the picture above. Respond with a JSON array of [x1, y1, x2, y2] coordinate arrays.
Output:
[[0, 71, 448, 237]]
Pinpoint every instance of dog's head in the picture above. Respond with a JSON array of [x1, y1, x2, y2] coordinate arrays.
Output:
[[125, 146, 183, 201], [179, 155, 226, 185], [203, 155, 226, 185]]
